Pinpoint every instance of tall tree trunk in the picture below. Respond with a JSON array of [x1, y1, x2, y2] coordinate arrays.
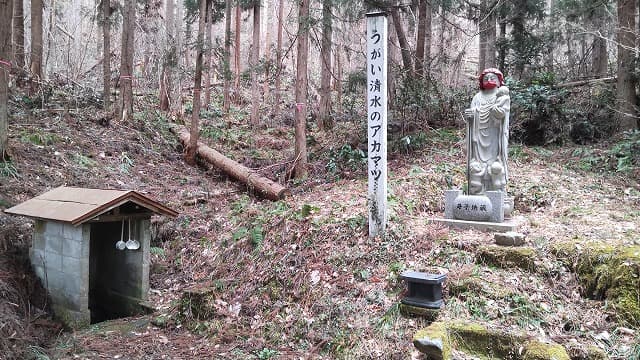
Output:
[[512, 18, 526, 78], [102, 0, 111, 111], [203, 1, 212, 109], [390, 6, 412, 72], [160, 0, 175, 112], [543, 0, 555, 72], [565, 23, 574, 77], [387, 14, 397, 108], [318, 0, 333, 130], [497, 7, 507, 72], [250, 4, 261, 125], [30, 0, 43, 79], [186, 0, 207, 165], [223, 0, 232, 113], [479, 0, 497, 71], [616, 0, 638, 130], [176, 0, 184, 115], [485, 1, 496, 69], [273, 0, 284, 118], [45, 0, 55, 77], [438, 4, 446, 62], [293, 0, 309, 179], [233, 5, 241, 102], [591, 4, 607, 76], [1, 0, 11, 161], [579, 35, 587, 76], [12, 0, 24, 68], [119, 0, 135, 121], [334, 46, 342, 114], [415, 0, 426, 75], [478, 23, 486, 71], [478, 0, 487, 71], [262, 0, 271, 102], [424, 0, 431, 71]]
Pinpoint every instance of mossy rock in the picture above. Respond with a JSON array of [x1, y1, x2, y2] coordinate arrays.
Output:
[[84, 317, 150, 336], [413, 322, 451, 360], [522, 340, 570, 360], [0, 194, 11, 208], [449, 322, 525, 359], [565, 343, 608, 360], [448, 277, 514, 300], [151, 314, 171, 328], [413, 321, 570, 360], [550, 241, 640, 327], [477, 245, 537, 272], [399, 303, 440, 321], [178, 285, 218, 321], [52, 304, 90, 330]]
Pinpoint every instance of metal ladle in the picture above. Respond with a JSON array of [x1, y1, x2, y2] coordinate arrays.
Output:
[[125, 219, 140, 250], [116, 219, 126, 250]]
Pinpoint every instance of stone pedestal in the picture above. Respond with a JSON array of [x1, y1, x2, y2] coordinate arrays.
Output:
[[432, 189, 522, 232], [445, 190, 504, 223]]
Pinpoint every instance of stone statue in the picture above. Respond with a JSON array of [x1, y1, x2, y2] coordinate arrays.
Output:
[[464, 68, 510, 196]]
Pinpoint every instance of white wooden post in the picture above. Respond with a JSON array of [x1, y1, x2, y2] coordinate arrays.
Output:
[[366, 12, 388, 238]]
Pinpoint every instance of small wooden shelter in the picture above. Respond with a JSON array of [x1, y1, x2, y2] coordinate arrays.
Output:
[[5, 186, 177, 328]]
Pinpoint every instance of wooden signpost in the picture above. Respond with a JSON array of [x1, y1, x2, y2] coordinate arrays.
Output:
[[366, 12, 388, 238]]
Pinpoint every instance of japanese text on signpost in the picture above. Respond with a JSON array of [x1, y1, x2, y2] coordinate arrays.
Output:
[[366, 12, 388, 238]]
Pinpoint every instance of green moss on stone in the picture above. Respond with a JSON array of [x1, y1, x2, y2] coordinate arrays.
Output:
[[448, 277, 514, 300], [413, 322, 451, 360], [178, 286, 218, 321], [399, 303, 440, 321], [477, 245, 537, 272], [84, 317, 150, 336], [52, 304, 90, 330], [522, 340, 570, 360], [413, 321, 572, 360], [551, 241, 640, 327], [585, 345, 608, 360], [564, 342, 608, 360], [449, 322, 525, 359]]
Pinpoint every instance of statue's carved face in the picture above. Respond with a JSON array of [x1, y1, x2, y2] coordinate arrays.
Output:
[[478, 68, 504, 90], [482, 73, 500, 90]]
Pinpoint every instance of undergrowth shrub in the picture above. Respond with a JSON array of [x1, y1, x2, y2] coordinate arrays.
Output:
[[508, 72, 616, 145], [609, 130, 640, 174], [326, 144, 366, 178], [508, 74, 568, 145], [392, 71, 469, 131]]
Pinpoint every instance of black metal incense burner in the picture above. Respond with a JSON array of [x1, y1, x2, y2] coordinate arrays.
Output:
[[400, 271, 446, 309]]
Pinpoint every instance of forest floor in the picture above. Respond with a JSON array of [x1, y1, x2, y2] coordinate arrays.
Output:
[[0, 87, 639, 360]]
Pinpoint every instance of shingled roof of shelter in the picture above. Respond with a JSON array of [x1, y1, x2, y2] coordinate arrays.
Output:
[[4, 186, 177, 225]]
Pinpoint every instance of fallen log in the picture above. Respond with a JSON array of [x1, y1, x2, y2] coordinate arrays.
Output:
[[172, 125, 289, 201], [556, 76, 616, 88]]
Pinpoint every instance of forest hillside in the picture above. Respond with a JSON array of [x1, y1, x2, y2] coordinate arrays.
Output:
[[0, 82, 639, 359], [1, 0, 640, 359]]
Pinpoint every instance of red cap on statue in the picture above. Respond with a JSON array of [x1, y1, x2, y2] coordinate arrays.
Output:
[[479, 68, 505, 90]]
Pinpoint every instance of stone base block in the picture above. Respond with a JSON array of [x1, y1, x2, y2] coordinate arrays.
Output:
[[429, 217, 524, 232], [400, 303, 441, 321], [495, 231, 526, 246]]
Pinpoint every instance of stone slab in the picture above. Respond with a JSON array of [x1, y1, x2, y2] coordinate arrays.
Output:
[[494, 231, 526, 246], [429, 217, 524, 232]]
